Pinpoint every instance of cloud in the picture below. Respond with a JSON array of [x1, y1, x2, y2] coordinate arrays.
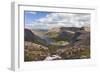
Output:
[[25, 12, 90, 29], [25, 22, 48, 30], [26, 11, 36, 15]]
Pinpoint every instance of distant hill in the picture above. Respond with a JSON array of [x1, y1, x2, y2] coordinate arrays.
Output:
[[45, 27, 87, 41]]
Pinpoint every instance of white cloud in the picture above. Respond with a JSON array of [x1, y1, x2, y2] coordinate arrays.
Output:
[[26, 12, 90, 29]]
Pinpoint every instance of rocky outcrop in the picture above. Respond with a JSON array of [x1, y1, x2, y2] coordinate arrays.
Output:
[[24, 41, 49, 61], [44, 55, 61, 61]]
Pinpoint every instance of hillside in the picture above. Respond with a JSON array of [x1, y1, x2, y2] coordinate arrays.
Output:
[[24, 29, 47, 46], [24, 26, 90, 61]]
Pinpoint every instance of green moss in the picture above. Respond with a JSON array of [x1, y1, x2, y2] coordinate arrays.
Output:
[[47, 45, 58, 54], [80, 49, 90, 58], [24, 52, 34, 61], [33, 39, 47, 46], [55, 41, 69, 46], [47, 32, 59, 38]]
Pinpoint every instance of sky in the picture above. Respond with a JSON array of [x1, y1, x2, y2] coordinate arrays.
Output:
[[24, 11, 90, 30]]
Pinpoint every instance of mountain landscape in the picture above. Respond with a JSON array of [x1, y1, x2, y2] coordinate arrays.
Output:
[[24, 26, 90, 61]]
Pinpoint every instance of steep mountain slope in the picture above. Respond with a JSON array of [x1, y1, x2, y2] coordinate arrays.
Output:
[[24, 28, 47, 46]]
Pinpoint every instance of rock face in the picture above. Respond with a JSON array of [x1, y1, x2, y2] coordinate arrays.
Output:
[[73, 31, 90, 51]]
